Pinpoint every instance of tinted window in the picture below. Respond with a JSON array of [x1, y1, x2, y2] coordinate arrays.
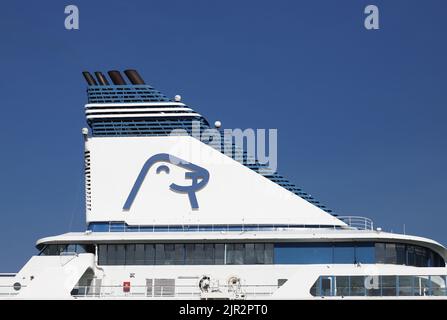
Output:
[[375, 243, 386, 263], [382, 276, 397, 296], [385, 244, 397, 264], [98, 245, 107, 265], [135, 244, 145, 265], [355, 243, 375, 263], [333, 244, 355, 264]]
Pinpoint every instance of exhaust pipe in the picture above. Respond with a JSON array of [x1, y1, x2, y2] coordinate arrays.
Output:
[[124, 69, 145, 85], [94, 71, 110, 85], [108, 70, 127, 85], [82, 71, 98, 86]]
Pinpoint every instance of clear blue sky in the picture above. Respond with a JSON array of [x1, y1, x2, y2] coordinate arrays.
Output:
[[0, 0, 446, 271]]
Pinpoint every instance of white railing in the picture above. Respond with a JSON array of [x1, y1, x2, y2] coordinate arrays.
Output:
[[96, 221, 346, 233], [338, 216, 374, 230], [71, 284, 278, 299]]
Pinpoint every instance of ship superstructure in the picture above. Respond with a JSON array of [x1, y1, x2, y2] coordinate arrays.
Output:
[[0, 70, 446, 299]]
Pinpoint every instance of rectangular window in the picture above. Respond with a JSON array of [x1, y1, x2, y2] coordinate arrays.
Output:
[[194, 244, 206, 265], [274, 243, 332, 264], [381, 276, 397, 296], [333, 244, 355, 264], [430, 276, 446, 296], [398, 276, 414, 296], [174, 244, 185, 265], [254, 243, 265, 264], [108, 245, 117, 265], [233, 244, 245, 265], [350, 276, 365, 296], [125, 244, 135, 265], [164, 244, 176, 265], [135, 244, 145, 265], [419, 276, 432, 296], [335, 276, 350, 296], [414, 246, 427, 267], [245, 244, 256, 264], [375, 243, 386, 263], [385, 243, 397, 264], [396, 244, 406, 265], [355, 243, 375, 264], [407, 245, 415, 266], [155, 244, 165, 265], [185, 244, 196, 265], [264, 243, 274, 264], [321, 277, 333, 296], [214, 244, 224, 264], [203, 244, 214, 265], [98, 245, 107, 265], [365, 276, 381, 296], [145, 244, 155, 265], [65, 244, 77, 254], [116, 244, 126, 265]]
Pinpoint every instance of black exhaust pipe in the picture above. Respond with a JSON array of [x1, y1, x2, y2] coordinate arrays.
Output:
[[82, 71, 98, 86], [108, 70, 127, 85], [124, 69, 145, 85], [94, 71, 110, 85]]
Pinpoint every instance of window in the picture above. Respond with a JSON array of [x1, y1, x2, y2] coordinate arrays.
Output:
[[229, 244, 244, 265], [355, 243, 375, 264], [274, 243, 333, 264], [116, 244, 125, 265], [415, 246, 427, 267], [203, 244, 214, 265], [92, 241, 444, 267], [398, 276, 414, 296], [381, 276, 397, 296], [350, 276, 365, 296], [108, 245, 117, 265], [155, 244, 165, 265], [430, 276, 446, 296], [185, 244, 196, 265], [214, 244, 225, 264], [164, 244, 176, 265], [407, 245, 415, 266], [311, 275, 447, 297], [385, 243, 397, 264], [254, 243, 265, 264], [125, 244, 135, 265], [333, 244, 355, 264], [264, 244, 274, 264], [321, 277, 333, 296], [40, 244, 94, 256], [98, 245, 107, 265], [245, 244, 256, 264], [375, 243, 386, 263], [396, 244, 406, 265], [335, 276, 350, 296], [365, 276, 380, 296], [144, 244, 155, 265], [135, 244, 145, 265]]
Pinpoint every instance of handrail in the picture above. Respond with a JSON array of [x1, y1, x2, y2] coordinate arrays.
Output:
[[338, 216, 374, 230], [90, 221, 347, 233], [71, 284, 278, 298]]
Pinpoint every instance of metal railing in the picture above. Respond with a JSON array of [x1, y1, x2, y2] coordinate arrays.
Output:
[[338, 216, 374, 230], [89, 221, 346, 233], [71, 284, 278, 299]]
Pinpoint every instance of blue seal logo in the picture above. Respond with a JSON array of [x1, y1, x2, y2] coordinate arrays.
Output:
[[123, 153, 210, 210]]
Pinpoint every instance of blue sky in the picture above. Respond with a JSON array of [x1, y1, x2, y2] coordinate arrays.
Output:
[[0, 0, 446, 271]]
